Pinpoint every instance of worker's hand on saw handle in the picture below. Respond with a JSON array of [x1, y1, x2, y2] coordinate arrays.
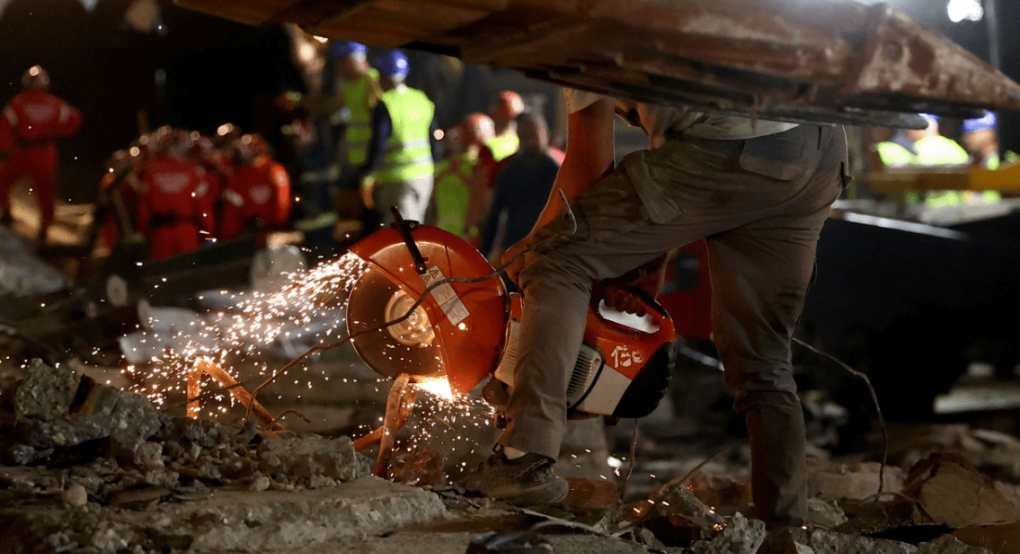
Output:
[[600, 253, 668, 317]]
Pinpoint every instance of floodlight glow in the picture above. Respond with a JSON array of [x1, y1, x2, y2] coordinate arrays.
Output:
[[947, 0, 983, 23]]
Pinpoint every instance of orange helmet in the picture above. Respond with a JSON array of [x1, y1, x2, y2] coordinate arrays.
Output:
[[490, 90, 525, 121], [21, 66, 50, 90], [460, 112, 495, 146]]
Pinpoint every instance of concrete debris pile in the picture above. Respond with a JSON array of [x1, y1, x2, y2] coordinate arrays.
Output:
[[598, 452, 1020, 554], [0, 359, 451, 554]]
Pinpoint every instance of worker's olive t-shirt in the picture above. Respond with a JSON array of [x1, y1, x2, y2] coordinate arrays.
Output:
[[562, 88, 798, 148]]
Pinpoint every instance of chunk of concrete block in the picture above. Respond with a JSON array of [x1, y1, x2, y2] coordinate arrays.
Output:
[[904, 454, 1020, 528], [258, 435, 371, 484], [952, 523, 1020, 554], [807, 459, 905, 501], [689, 512, 766, 554], [917, 535, 993, 554], [12, 359, 80, 420]]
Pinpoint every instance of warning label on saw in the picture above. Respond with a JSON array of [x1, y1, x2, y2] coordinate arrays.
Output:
[[420, 266, 470, 325]]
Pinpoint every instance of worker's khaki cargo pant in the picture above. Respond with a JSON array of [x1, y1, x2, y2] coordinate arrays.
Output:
[[501, 124, 847, 526]]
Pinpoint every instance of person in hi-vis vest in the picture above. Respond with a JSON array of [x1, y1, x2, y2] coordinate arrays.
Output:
[[357, 49, 441, 225]]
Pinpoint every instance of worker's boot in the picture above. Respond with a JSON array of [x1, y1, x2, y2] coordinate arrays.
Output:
[[457, 447, 568, 506], [0, 211, 12, 226]]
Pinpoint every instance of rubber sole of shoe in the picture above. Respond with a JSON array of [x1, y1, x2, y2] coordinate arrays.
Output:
[[493, 477, 569, 507]]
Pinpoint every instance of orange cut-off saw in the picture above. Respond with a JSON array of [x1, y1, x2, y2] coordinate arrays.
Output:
[[345, 212, 676, 419]]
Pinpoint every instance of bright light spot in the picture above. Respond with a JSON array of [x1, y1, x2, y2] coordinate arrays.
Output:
[[313, 35, 329, 43], [607, 456, 623, 469], [433, 129, 444, 141], [947, 0, 983, 22], [416, 377, 454, 400]]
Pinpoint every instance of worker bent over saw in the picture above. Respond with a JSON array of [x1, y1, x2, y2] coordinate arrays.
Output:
[[459, 88, 850, 529]]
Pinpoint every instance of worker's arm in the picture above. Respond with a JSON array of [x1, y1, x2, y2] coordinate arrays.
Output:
[[359, 102, 392, 177], [529, 97, 616, 232], [501, 96, 616, 278]]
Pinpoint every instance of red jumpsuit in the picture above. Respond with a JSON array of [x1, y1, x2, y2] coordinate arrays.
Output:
[[134, 153, 217, 260], [0, 89, 82, 229], [218, 158, 291, 241]]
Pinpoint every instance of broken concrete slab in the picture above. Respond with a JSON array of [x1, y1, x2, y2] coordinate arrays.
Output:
[[808, 497, 848, 529], [916, 535, 994, 554], [257, 435, 372, 486], [903, 454, 1020, 528], [808, 458, 905, 501], [689, 512, 766, 554], [835, 497, 931, 536], [1, 476, 447, 554], [787, 526, 920, 554], [952, 523, 1020, 554], [6, 360, 163, 463]]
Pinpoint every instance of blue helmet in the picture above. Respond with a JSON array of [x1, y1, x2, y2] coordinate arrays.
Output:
[[330, 40, 368, 59], [961, 112, 997, 134], [374, 49, 409, 78]]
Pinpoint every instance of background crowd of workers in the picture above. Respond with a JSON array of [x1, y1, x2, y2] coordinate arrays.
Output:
[[0, 44, 563, 266], [97, 124, 291, 260]]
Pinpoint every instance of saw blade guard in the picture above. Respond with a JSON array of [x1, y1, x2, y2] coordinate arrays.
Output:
[[347, 225, 508, 394]]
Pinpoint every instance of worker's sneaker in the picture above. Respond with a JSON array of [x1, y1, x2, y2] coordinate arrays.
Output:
[[458, 449, 568, 506]]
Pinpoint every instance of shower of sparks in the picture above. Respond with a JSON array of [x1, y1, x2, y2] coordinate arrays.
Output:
[[123, 252, 371, 416]]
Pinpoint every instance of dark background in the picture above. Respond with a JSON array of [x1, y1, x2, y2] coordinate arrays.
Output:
[[0, 0, 1017, 203]]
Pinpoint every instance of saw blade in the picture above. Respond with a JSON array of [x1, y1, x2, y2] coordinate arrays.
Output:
[[346, 266, 446, 381]]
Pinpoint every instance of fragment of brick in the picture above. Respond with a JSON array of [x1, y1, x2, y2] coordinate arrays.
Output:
[[903, 454, 1020, 528]]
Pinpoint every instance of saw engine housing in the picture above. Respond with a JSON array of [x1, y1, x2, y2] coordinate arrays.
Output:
[[346, 221, 676, 418]]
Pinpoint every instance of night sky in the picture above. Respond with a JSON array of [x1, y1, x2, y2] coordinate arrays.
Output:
[[1, 0, 1018, 202]]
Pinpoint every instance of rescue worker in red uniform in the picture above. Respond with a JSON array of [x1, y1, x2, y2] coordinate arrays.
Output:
[[0, 66, 82, 244], [218, 134, 292, 241], [134, 130, 217, 260]]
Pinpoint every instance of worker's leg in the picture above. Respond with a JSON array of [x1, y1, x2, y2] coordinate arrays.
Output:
[[706, 129, 846, 527], [25, 147, 58, 233]]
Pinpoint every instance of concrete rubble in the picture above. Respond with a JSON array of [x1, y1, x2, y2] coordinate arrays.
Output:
[[1, 359, 1019, 553], [0, 360, 446, 554]]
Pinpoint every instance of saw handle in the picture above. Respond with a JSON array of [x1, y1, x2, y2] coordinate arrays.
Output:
[[389, 206, 427, 275], [590, 283, 672, 336]]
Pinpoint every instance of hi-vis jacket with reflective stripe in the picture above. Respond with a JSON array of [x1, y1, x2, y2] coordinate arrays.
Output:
[[341, 68, 380, 166], [377, 87, 435, 185]]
